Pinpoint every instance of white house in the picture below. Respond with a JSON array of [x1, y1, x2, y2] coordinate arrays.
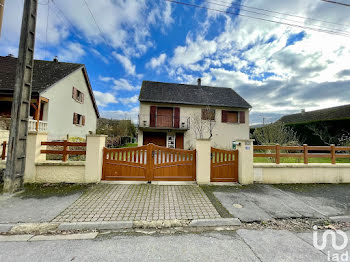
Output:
[[0, 55, 100, 140], [137, 79, 251, 150]]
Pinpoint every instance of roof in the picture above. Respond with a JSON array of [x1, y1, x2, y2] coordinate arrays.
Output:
[[279, 104, 350, 124], [0, 56, 99, 117], [139, 80, 251, 109]]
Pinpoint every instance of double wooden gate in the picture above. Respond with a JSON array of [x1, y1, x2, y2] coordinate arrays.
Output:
[[211, 147, 239, 182], [102, 144, 196, 181]]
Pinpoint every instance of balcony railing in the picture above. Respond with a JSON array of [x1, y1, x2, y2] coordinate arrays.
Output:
[[29, 119, 48, 132], [138, 114, 190, 130]]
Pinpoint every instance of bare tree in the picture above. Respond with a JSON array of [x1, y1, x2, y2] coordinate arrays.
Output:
[[190, 106, 216, 139], [253, 121, 301, 145]]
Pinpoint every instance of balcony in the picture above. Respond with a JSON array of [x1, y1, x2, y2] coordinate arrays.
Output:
[[138, 114, 190, 130], [29, 119, 48, 132]]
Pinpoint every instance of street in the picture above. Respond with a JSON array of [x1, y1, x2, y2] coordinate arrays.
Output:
[[1, 229, 348, 262]]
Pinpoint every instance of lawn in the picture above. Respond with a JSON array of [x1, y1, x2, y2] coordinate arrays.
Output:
[[254, 157, 350, 164], [118, 143, 138, 148]]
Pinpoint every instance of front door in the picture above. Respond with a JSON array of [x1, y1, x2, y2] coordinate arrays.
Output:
[[176, 133, 184, 149]]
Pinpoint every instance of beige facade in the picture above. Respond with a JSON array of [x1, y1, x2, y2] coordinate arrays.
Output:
[[40, 68, 98, 140], [138, 102, 250, 150]]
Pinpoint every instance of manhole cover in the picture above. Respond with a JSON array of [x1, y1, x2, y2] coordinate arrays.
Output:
[[233, 204, 243, 208]]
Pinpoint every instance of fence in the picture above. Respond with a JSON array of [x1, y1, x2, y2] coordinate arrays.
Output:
[[1, 141, 6, 160], [254, 144, 350, 164], [40, 140, 87, 162]]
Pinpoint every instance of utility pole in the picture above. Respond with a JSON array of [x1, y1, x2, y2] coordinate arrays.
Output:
[[3, 0, 38, 193], [0, 0, 5, 37]]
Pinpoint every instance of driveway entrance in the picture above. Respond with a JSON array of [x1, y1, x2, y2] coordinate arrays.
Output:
[[102, 144, 196, 181], [211, 147, 239, 182]]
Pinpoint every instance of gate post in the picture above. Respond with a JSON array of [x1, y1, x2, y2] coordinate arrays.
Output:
[[85, 134, 107, 183], [236, 139, 254, 185], [196, 139, 211, 184]]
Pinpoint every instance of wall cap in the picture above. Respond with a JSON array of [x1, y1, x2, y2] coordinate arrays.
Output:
[[86, 134, 108, 138], [236, 139, 255, 142], [254, 163, 350, 168], [28, 131, 48, 135], [36, 161, 85, 166]]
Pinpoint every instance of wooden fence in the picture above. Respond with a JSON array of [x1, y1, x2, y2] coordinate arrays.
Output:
[[1, 141, 6, 160], [254, 144, 350, 164], [41, 140, 87, 162]]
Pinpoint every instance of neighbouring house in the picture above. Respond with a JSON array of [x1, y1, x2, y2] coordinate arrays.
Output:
[[0, 55, 100, 140], [279, 104, 350, 145], [137, 79, 251, 149]]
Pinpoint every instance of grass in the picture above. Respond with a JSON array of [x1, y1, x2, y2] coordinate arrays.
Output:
[[254, 157, 350, 164], [118, 143, 138, 148], [16, 183, 91, 199], [200, 185, 234, 218]]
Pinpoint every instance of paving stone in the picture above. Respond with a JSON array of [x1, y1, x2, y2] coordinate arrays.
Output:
[[58, 221, 133, 231]]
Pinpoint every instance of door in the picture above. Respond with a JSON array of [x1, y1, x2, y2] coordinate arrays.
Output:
[[211, 147, 238, 182], [176, 133, 184, 149], [143, 132, 166, 147], [157, 107, 173, 128]]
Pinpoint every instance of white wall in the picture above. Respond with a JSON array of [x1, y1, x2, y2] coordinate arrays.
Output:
[[138, 102, 250, 149], [41, 68, 98, 140]]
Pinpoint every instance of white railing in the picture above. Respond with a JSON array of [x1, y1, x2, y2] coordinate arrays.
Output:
[[28, 119, 48, 132]]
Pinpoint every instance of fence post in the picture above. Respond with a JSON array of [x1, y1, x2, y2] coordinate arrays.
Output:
[[84, 134, 107, 183], [303, 144, 308, 164], [275, 144, 280, 164], [1, 141, 6, 160], [62, 140, 68, 162], [331, 144, 336, 165]]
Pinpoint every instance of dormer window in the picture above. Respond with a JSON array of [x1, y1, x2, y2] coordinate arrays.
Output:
[[72, 87, 84, 103]]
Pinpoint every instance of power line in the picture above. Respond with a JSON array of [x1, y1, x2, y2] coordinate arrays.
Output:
[[45, 0, 50, 58], [202, 0, 350, 29], [165, 0, 350, 37], [320, 0, 350, 7], [82, 0, 110, 46], [202, 0, 350, 36]]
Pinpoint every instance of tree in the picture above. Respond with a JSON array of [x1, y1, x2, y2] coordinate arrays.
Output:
[[253, 121, 301, 145], [191, 106, 216, 139]]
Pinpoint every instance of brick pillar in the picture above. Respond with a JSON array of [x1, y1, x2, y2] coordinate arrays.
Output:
[[196, 139, 211, 184], [85, 135, 107, 183]]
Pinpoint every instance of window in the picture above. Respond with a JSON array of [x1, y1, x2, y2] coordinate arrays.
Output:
[[221, 110, 245, 124], [73, 113, 85, 126], [72, 87, 84, 103], [201, 108, 215, 121]]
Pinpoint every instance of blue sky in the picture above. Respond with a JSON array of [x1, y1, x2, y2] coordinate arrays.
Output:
[[1, 0, 350, 124]]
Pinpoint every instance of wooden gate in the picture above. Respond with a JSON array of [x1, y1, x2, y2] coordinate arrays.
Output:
[[211, 148, 238, 182], [102, 144, 196, 181]]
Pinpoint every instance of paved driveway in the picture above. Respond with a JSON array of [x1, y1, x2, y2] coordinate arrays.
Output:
[[212, 184, 350, 222], [53, 184, 220, 222]]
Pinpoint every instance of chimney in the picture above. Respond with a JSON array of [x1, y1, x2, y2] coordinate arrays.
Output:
[[197, 78, 201, 87], [7, 54, 14, 57], [301, 109, 306, 114], [53, 56, 59, 62]]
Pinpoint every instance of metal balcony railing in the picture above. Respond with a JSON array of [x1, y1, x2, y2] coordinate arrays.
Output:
[[138, 114, 190, 130]]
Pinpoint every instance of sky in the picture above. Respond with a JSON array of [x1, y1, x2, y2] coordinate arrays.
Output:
[[1, 0, 350, 125]]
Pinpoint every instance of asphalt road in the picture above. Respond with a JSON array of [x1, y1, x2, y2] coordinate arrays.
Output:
[[1, 229, 348, 262]]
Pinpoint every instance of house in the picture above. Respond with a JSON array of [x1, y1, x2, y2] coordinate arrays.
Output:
[[0, 55, 100, 140], [279, 104, 350, 145], [137, 79, 251, 150]]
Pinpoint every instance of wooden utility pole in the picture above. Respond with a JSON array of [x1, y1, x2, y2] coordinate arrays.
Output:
[[3, 0, 38, 193], [0, 0, 5, 37]]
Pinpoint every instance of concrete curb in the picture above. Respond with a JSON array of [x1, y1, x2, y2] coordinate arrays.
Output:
[[29, 232, 98, 241], [329, 215, 350, 223], [0, 235, 33, 242], [0, 224, 14, 233], [189, 218, 242, 227], [58, 221, 133, 231]]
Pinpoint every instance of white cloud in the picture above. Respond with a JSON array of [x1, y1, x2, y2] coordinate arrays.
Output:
[[57, 42, 85, 62], [93, 91, 118, 107], [119, 95, 139, 105], [99, 77, 140, 92], [147, 53, 167, 69], [101, 107, 139, 123], [112, 52, 136, 75]]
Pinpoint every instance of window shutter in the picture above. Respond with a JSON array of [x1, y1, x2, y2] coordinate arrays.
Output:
[[239, 111, 245, 124], [174, 107, 180, 128], [72, 87, 76, 99], [222, 110, 227, 123], [82, 115, 86, 126], [73, 113, 78, 124], [150, 106, 156, 127], [81, 93, 84, 103]]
